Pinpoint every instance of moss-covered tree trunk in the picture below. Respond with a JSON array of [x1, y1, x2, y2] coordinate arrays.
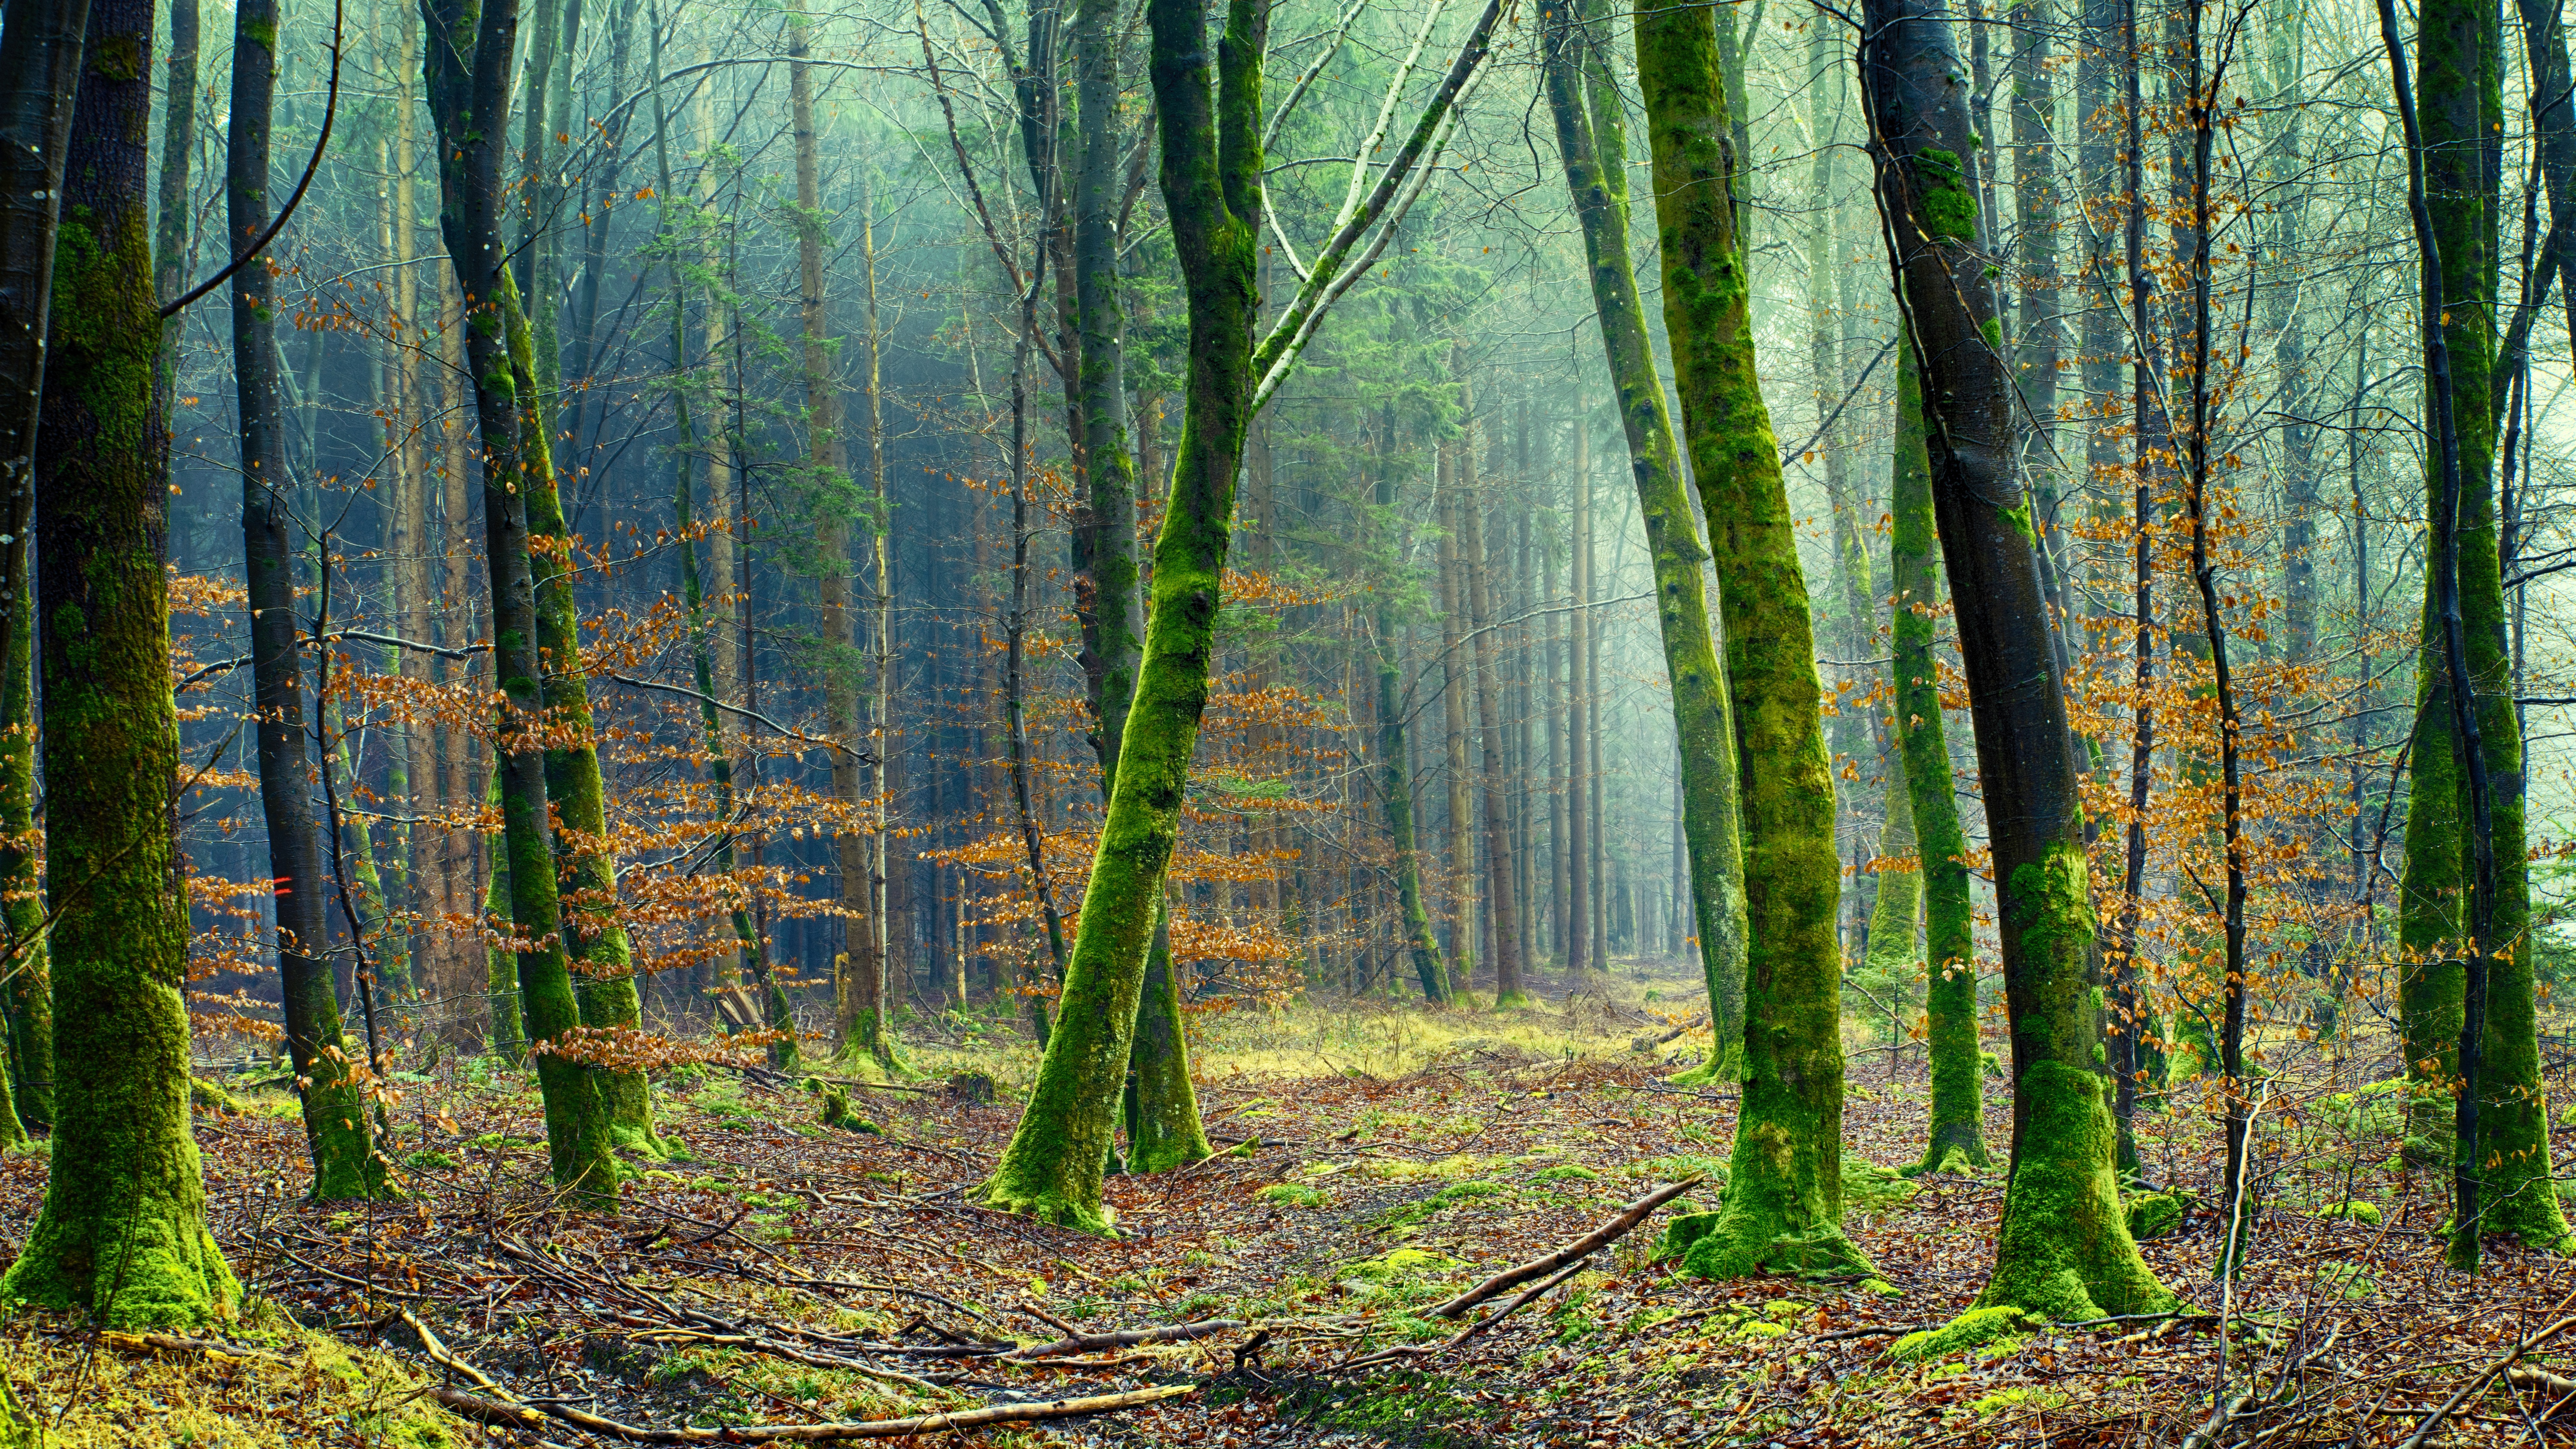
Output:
[[2394, 0, 2567, 1255], [421, 0, 617, 1206], [230, 0, 383, 1200], [0, 0, 92, 1143], [1635, 0, 1868, 1279], [1538, 0, 1747, 1083], [971, 0, 1266, 1233], [1861, 0, 2169, 1321], [1890, 354, 1988, 1176], [1125, 899, 1209, 1170], [1373, 401, 1448, 1003], [0, 0, 240, 1321]]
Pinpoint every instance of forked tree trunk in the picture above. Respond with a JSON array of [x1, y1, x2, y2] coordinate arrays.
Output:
[[1861, 0, 2168, 1321], [0, 0, 242, 1323], [1635, 0, 1866, 1279], [970, 0, 1260, 1233]]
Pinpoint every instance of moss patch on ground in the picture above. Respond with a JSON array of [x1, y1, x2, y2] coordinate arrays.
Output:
[[0, 1309, 468, 1447]]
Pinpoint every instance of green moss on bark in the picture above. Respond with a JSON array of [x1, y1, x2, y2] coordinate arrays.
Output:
[[0, 73, 240, 1317], [1126, 905, 1211, 1173], [972, 0, 1258, 1235], [509, 283, 666, 1163], [1636, 0, 1859, 1282], [1973, 1064, 2171, 1320], [1894, 351, 1988, 1174]]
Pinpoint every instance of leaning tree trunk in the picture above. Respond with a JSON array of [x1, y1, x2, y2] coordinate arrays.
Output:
[[1861, 0, 2170, 1324], [231, 0, 382, 1200], [1538, 0, 1748, 1082], [1890, 352, 1988, 1176], [421, 0, 617, 1206], [0, 0, 241, 1324], [971, 0, 1263, 1234], [1635, 0, 1868, 1280]]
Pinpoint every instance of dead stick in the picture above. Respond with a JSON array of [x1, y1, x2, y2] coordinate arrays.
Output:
[[425, 1382, 1196, 1443], [1426, 1177, 1701, 1320], [1002, 1318, 1245, 1360], [2398, 1315, 2576, 1449]]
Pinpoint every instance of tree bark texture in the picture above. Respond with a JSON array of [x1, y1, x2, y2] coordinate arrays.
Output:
[[1861, 0, 2168, 1321], [421, 0, 617, 1206], [971, 0, 1261, 1234], [1538, 0, 1746, 1078], [1636, 0, 1865, 1279], [0, 0, 243, 1322]]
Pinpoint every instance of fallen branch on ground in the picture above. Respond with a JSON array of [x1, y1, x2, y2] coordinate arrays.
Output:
[[1427, 1177, 1701, 1320], [1629, 1015, 1708, 1051], [2400, 1315, 2576, 1449], [425, 1383, 1197, 1443], [1003, 1318, 1246, 1360]]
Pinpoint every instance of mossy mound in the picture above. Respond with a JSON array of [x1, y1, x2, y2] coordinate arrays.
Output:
[[1888, 1306, 2035, 1363], [1652, 1209, 1724, 1265], [189, 1077, 246, 1115], [2124, 1188, 2197, 1241], [806, 1080, 880, 1134], [2318, 1198, 2382, 1226]]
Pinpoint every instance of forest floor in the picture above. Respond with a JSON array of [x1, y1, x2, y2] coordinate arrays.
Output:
[[8, 958, 2576, 1446]]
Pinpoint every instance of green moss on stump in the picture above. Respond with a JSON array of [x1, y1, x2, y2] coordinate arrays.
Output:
[[2123, 1189, 2196, 1241]]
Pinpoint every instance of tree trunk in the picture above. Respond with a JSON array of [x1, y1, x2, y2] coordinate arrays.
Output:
[[1565, 411, 1590, 979], [0, 0, 242, 1321], [2393, 0, 2567, 1256], [1862, 0, 2170, 1320], [1892, 353, 1988, 1177], [0, 0, 93, 1136], [232, 0, 383, 1201], [1072, 0, 1145, 786], [1539, 0, 1746, 1073], [790, 0, 885, 1071], [1458, 397, 1528, 1009], [1439, 455, 1476, 992], [1375, 404, 1448, 1002], [1635, 0, 1865, 1279], [421, 0, 617, 1205], [971, 0, 1263, 1233]]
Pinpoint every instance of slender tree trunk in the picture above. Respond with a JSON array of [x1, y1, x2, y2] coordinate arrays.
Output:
[[0, 0, 243, 1320], [1636, 0, 1866, 1278], [1377, 441, 1448, 1002], [1458, 390, 1527, 1009], [1565, 407, 1591, 978], [1072, 0, 1145, 785], [232, 0, 383, 1201], [1888, 353, 1988, 1176], [1540, 0, 1747, 1073], [1439, 457, 1476, 993], [0, 0, 93, 1136], [1862, 0, 2169, 1320], [971, 0, 1261, 1233], [421, 0, 617, 1204], [789, 0, 884, 1071]]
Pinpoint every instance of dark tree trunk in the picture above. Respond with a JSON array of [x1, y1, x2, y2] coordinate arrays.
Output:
[[1861, 0, 2169, 1322], [0, 0, 240, 1323], [232, 0, 382, 1200]]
